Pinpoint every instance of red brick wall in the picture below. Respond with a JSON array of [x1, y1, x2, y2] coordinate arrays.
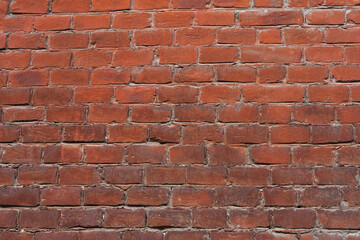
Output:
[[1, 0, 360, 239]]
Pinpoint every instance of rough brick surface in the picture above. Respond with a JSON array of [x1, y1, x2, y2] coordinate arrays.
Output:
[[1, 0, 360, 238]]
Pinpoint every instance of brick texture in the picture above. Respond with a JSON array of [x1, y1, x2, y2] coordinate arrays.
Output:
[[0, 0, 360, 238]]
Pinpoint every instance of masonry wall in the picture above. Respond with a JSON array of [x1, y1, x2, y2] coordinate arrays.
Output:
[[1, 0, 360, 239]]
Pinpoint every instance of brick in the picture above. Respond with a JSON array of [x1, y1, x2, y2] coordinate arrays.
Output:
[[219, 105, 258, 123], [333, 65, 360, 81], [145, 166, 186, 185], [169, 145, 205, 164], [9, 70, 48, 87], [211, 232, 254, 240], [242, 85, 305, 103], [216, 187, 259, 207], [318, 210, 360, 229], [34, 16, 70, 31], [18, 165, 57, 185], [132, 105, 171, 123], [176, 28, 215, 46], [273, 209, 316, 229], [50, 69, 89, 85], [150, 125, 181, 143], [22, 124, 61, 143], [201, 86, 241, 103], [73, 50, 112, 68], [217, 66, 256, 82], [92, 69, 130, 85], [132, 67, 171, 84], [0, 52, 30, 69], [229, 209, 270, 228], [264, 188, 297, 206], [108, 125, 147, 143], [32, 88, 72, 105], [196, 11, 234, 26], [251, 146, 291, 164], [35, 232, 78, 240], [343, 187, 360, 206], [103, 166, 142, 184], [338, 146, 360, 165], [11, 0, 48, 13], [309, 85, 349, 103], [84, 145, 123, 163], [0, 125, 20, 142], [255, 0, 282, 7], [19, 209, 59, 229], [200, 47, 238, 63], [2, 145, 42, 164], [3, 17, 34, 32], [134, 29, 172, 46], [155, 12, 193, 28], [8, 33, 46, 49], [148, 209, 190, 228], [218, 29, 256, 44], [293, 105, 334, 124], [306, 46, 343, 62], [172, 188, 214, 207], [288, 66, 328, 83], [88, 105, 127, 123], [41, 187, 81, 206], [32, 52, 71, 68], [126, 145, 166, 164], [165, 231, 206, 240], [126, 187, 170, 206], [60, 208, 102, 227], [47, 106, 86, 123], [53, 0, 89, 12], [174, 105, 215, 122], [158, 86, 198, 103], [49, 33, 89, 50], [187, 166, 227, 185], [307, 10, 345, 25], [241, 46, 301, 63], [315, 167, 357, 185], [284, 28, 323, 44], [208, 145, 247, 165], [73, 14, 111, 30], [0, 210, 17, 228], [193, 208, 227, 229], [289, 0, 322, 7], [258, 66, 286, 83], [113, 49, 153, 67], [113, 13, 151, 29], [348, 9, 360, 23], [260, 29, 281, 44], [92, 0, 130, 11], [123, 232, 162, 240], [80, 231, 121, 240], [0, 168, 15, 185], [300, 187, 341, 206], [240, 10, 302, 25], [312, 125, 353, 144], [0, 187, 39, 206], [158, 47, 197, 64], [104, 209, 145, 228], [74, 87, 113, 103], [133, 0, 169, 9], [213, 0, 250, 7], [272, 167, 313, 185], [59, 166, 101, 185], [229, 167, 269, 187], [174, 66, 215, 82], [116, 86, 155, 103], [293, 147, 334, 166], [91, 31, 130, 48], [226, 125, 268, 144], [44, 145, 82, 163], [271, 125, 310, 143], [326, 28, 360, 43]]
